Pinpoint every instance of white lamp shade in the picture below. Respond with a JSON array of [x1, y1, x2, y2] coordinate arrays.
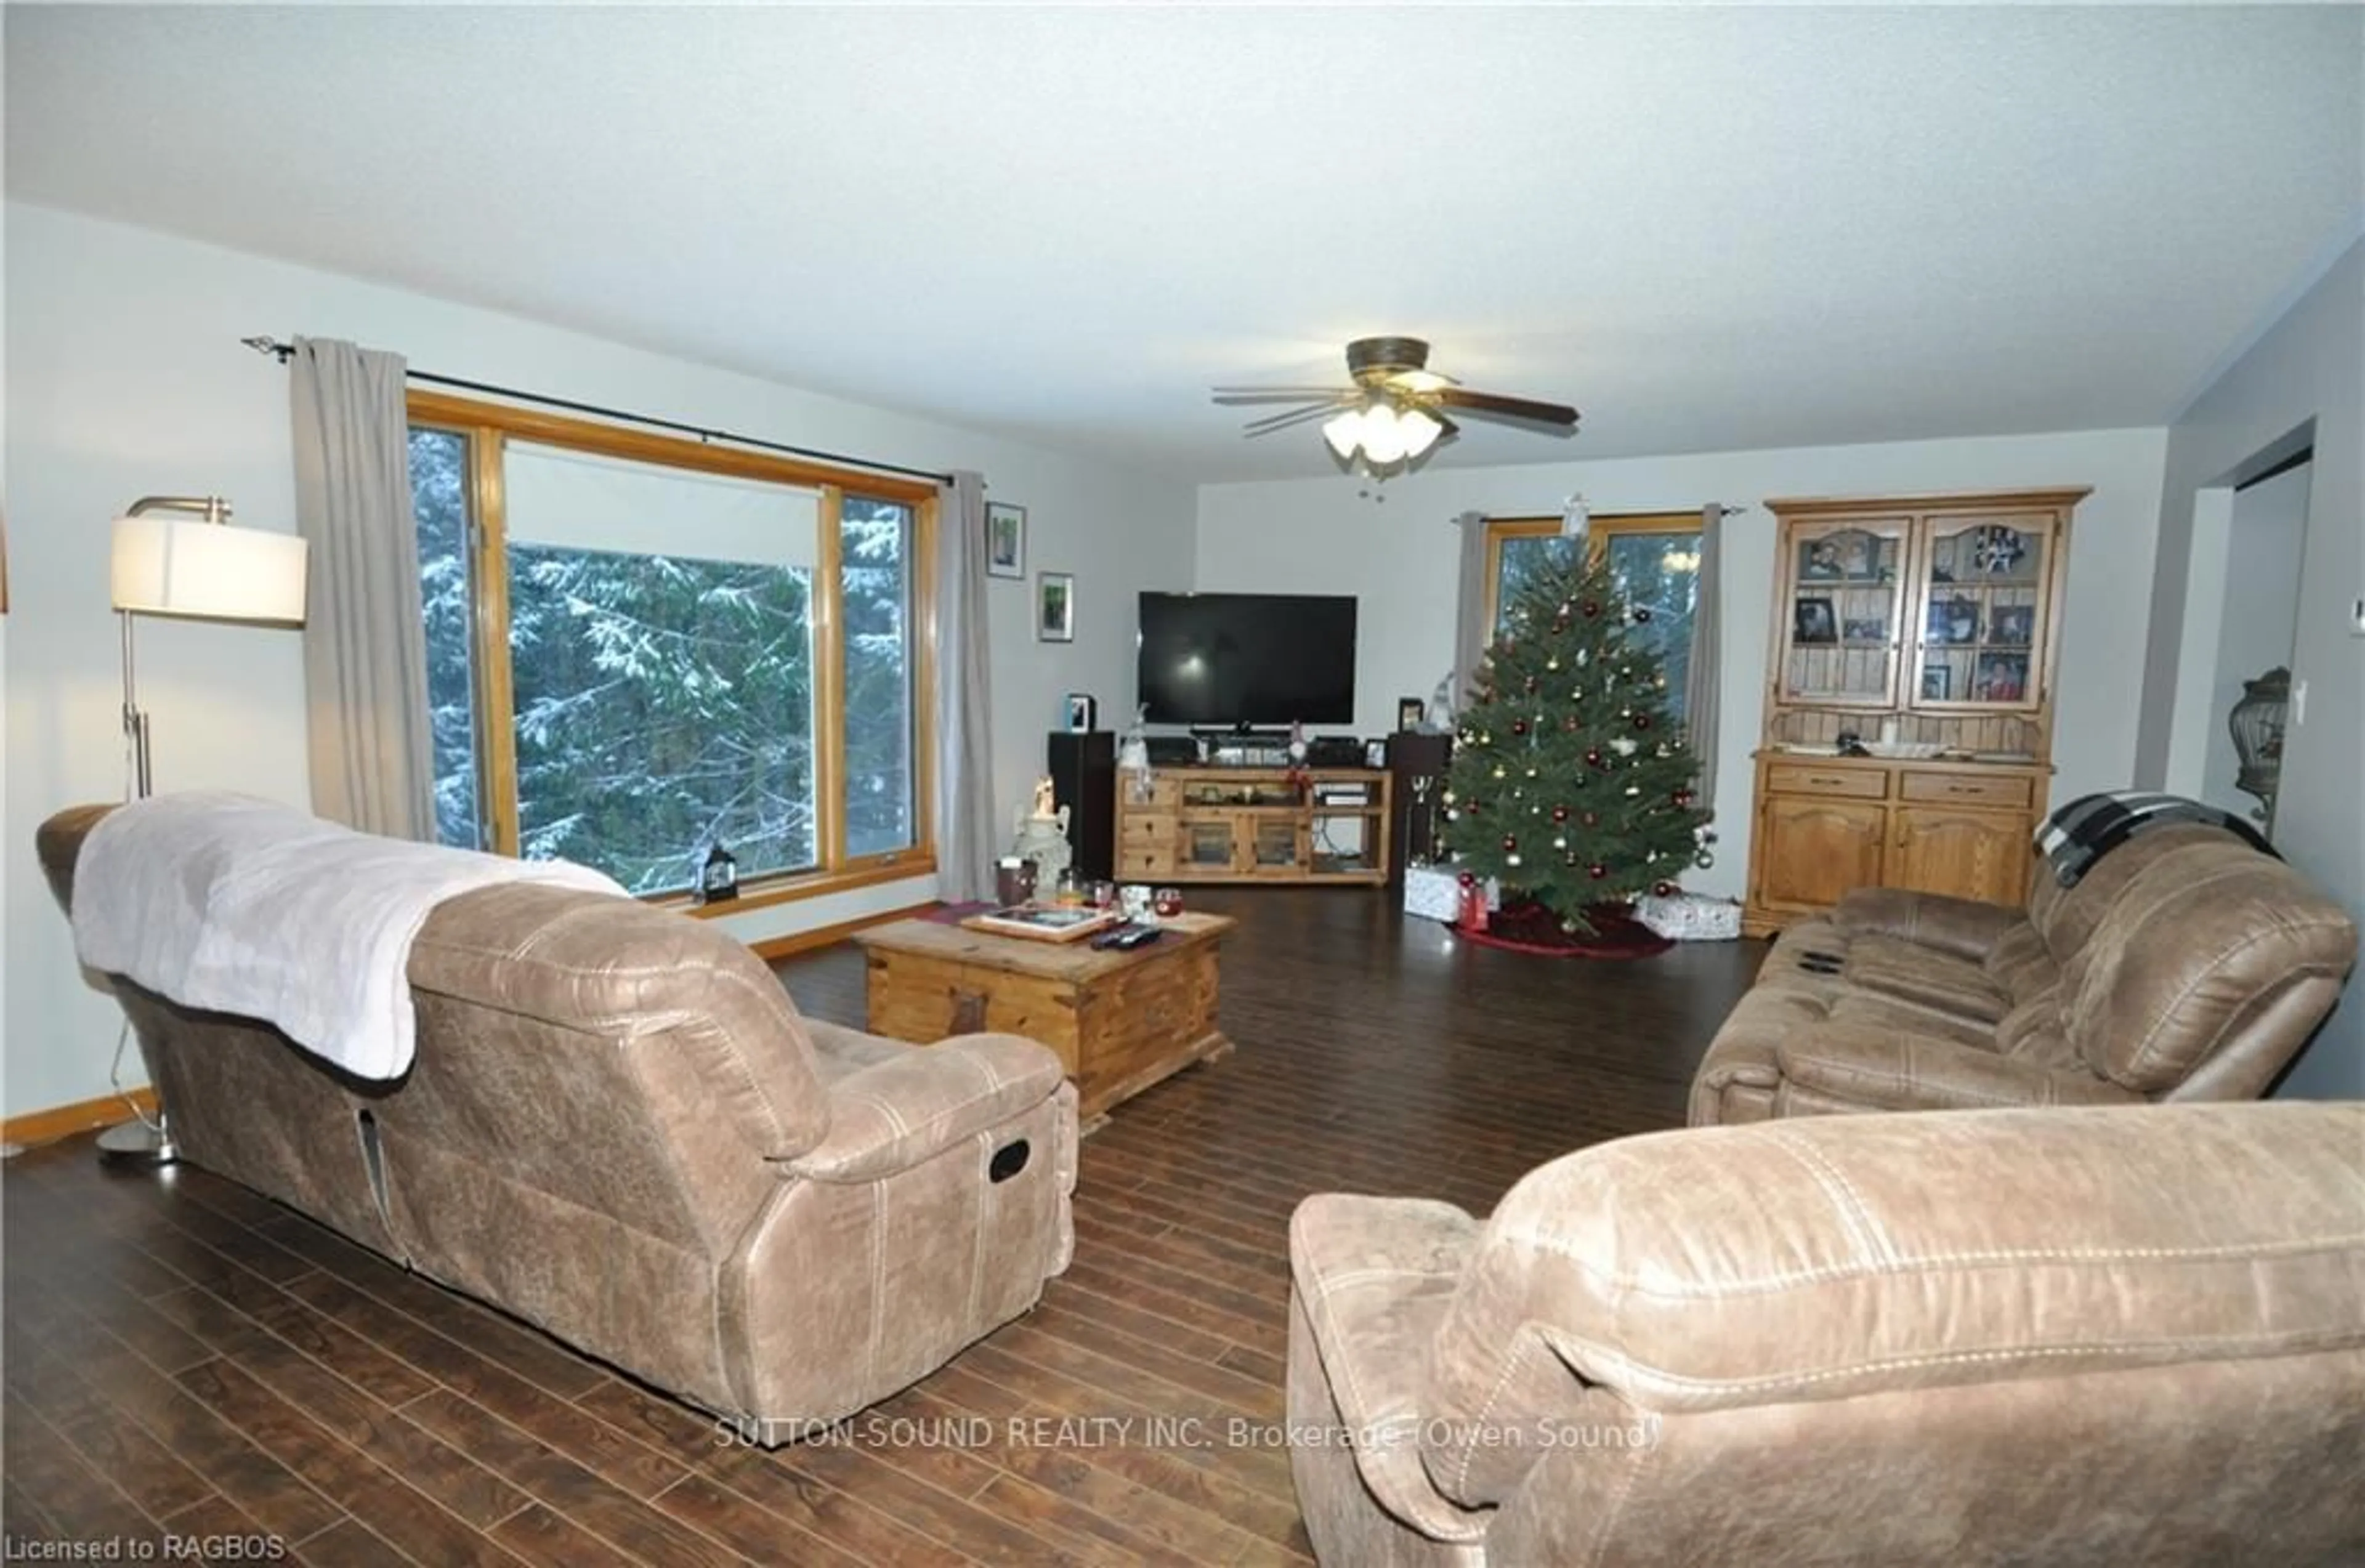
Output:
[[1399, 407, 1444, 459], [1322, 410, 1364, 461], [1359, 405, 1409, 465], [111, 517, 308, 626]]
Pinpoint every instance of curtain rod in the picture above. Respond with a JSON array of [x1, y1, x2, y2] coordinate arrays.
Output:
[[241, 337, 955, 487]]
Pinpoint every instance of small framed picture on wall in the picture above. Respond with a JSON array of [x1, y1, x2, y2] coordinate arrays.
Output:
[[1037, 571, 1075, 642], [985, 502, 1025, 580]]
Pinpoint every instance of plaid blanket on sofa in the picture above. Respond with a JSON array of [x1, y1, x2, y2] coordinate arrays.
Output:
[[2036, 791, 2276, 888]]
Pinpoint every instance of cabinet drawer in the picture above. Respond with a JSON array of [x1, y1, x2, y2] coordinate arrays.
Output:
[[1765, 762, 1888, 801], [1121, 814, 1178, 847], [1118, 846, 1176, 879], [1899, 770, 2034, 809]]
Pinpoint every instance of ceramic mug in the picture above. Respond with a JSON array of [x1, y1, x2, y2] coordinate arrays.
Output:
[[1119, 884, 1153, 921]]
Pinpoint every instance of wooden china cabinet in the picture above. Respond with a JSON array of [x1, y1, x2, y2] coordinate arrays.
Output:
[[1742, 488, 2085, 937]]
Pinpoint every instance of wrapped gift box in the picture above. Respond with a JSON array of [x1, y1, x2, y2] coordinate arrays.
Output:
[[1404, 863, 1500, 923], [1635, 891, 1742, 942]]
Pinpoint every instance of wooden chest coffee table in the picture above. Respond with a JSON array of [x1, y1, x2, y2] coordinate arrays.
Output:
[[851, 912, 1234, 1131]]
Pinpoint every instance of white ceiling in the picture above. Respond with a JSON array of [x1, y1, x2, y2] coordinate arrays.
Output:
[[9, 4, 2361, 482]]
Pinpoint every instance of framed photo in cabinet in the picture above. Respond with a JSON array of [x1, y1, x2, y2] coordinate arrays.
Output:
[[1842, 617, 1886, 645], [1921, 664, 1952, 701], [1928, 596, 1981, 645], [1793, 597, 1838, 645], [1991, 604, 2036, 646], [1973, 652, 2028, 703]]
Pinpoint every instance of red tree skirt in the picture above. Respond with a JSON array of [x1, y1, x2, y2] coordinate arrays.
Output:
[[1460, 900, 1675, 960]]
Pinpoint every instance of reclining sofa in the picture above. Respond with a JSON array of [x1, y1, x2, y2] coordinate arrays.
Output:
[[1692, 823, 2356, 1124], [1287, 1101, 2365, 1565], [38, 804, 1077, 1439]]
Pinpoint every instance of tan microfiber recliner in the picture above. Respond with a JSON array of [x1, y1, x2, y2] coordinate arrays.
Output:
[[1692, 825, 2356, 1124], [38, 804, 1076, 1439], [1286, 1102, 2365, 1566]]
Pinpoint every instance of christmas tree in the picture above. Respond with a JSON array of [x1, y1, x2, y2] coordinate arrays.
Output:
[[1439, 546, 1712, 936]]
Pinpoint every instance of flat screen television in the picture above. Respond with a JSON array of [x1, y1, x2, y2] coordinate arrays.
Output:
[[1137, 592, 1357, 727]]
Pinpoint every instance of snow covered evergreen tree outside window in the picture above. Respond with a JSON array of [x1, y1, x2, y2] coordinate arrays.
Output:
[[1441, 546, 1713, 936], [410, 428, 915, 895]]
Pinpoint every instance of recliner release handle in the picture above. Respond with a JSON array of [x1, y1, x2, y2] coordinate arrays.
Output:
[[989, 1140, 1030, 1183]]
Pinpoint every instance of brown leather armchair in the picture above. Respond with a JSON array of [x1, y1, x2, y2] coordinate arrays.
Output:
[[1692, 825, 2356, 1125], [1287, 1101, 2365, 1566]]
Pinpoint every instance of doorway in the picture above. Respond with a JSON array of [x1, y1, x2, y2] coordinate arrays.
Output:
[[2196, 453, 2311, 835]]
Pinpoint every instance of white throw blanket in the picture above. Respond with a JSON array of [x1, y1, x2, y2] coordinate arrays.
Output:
[[71, 792, 628, 1081]]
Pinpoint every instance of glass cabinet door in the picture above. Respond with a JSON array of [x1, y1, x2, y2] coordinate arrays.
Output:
[[1778, 519, 1912, 708], [1910, 514, 2055, 714]]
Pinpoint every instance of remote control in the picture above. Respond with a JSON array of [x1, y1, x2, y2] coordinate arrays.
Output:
[[1091, 925, 1162, 951]]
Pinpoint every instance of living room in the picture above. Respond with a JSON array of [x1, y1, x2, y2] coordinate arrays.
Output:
[[4, 6, 2362, 1564]]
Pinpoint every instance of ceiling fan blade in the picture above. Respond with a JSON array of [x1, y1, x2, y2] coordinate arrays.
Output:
[[1242, 402, 1348, 437], [1435, 388, 1580, 429], [1211, 386, 1355, 403]]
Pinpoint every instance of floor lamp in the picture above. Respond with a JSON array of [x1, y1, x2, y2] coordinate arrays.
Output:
[[99, 495, 309, 1162]]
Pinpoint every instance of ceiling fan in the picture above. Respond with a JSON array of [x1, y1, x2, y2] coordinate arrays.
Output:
[[1213, 336, 1579, 475]]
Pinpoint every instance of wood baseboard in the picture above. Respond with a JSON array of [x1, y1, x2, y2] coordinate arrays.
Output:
[[4, 1088, 160, 1147], [747, 900, 938, 963]]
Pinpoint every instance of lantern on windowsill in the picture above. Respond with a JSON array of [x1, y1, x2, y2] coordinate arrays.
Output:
[[2227, 666, 2289, 828], [695, 841, 740, 904]]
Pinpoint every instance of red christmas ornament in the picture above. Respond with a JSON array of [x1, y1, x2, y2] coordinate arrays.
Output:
[[1465, 798, 1482, 814], [1588, 863, 1609, 880], [1563, 716, 1580, 732], [1585, 747, 1604, 769], [1633, 713, 1652, 730], [1551, 804, 1569, 823], [1580, 600, 1600, 618], [1653, 879, 1677, 897], [1457, 870, 1476, 887], [1502, 834, 1518, 851], [1673, 788, 1694, 806], [1511, 718, 1529, 736]]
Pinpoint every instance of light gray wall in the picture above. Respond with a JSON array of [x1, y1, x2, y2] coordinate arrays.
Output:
[[2134, 238, 2364, 1098], [4, 201, 1194, 1120], [2198, 463, 2308, 820]]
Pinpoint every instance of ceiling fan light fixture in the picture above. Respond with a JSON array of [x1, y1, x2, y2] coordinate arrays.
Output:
[[1358, 404, 1410, 466], [1397, 406, 1444, 459], [1321, 410, 1364, 461]]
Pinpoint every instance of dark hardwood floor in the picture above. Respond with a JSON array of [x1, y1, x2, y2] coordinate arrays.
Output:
[[3, 890, 1761, 1565]]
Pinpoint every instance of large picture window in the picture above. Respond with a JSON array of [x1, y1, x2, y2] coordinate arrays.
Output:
[[1484, 512, 1702, 720], [410, 394, 934, 900]]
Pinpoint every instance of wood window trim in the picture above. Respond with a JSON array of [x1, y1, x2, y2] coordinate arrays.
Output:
[[1481, 511, 1703, 631], [411, 390, 939, 909], [658, 853, 942, 920]]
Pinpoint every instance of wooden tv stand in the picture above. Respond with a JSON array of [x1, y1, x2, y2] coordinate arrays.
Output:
[[1114, 766, 1391, 885]]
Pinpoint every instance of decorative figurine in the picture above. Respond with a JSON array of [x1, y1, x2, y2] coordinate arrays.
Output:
[[1011, 779, 1073, 894]]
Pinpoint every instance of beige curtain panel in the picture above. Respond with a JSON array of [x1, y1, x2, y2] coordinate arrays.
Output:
[[1449, 510, 1490, 714], [934, 470, 997, 902], [1685, 503, 1726, 806], [290, 336, 436, 841]]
